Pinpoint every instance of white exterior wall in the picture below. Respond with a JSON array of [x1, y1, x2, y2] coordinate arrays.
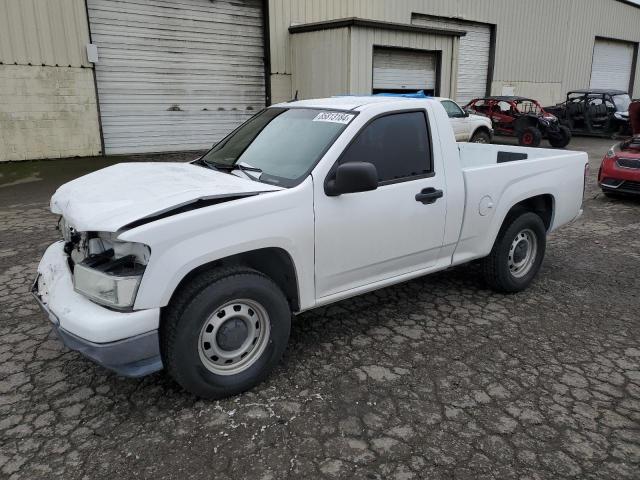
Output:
[[0, 66, 102, 161], [291, 28, 351, 99], [349, 27, 456, 97], [0, 0, 101, 161], [86, 0, 266, 155], [290, 25, 457, 101], [269, 0, 640, 104]]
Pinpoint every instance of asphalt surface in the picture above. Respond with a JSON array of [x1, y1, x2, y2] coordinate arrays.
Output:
[[0, 138, 639, 479]]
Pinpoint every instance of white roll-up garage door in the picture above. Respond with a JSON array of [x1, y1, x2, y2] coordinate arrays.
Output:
[[373, 48, 437, 93], [412, 16, 491, 104], [87, 0, 265, 154], [590, 38, 635, 92]]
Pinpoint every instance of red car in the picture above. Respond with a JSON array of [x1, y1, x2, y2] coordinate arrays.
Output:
[[598, 101, 640, 197]]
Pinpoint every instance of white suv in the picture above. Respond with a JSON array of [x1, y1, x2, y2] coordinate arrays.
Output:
[[438, 97, 493, 143]]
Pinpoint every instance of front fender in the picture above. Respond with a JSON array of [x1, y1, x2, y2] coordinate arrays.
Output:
[[119, 179, 315, 311]]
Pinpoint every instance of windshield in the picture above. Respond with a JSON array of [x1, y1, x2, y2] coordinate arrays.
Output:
[[612, 94, 631, 112], [515, 100, 542, 114], [201, 108, 355, 187]]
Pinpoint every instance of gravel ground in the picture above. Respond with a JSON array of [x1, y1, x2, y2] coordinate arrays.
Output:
[[0, 138, 639, 479]]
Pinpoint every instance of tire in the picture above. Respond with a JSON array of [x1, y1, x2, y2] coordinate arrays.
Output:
[[548, 126, 571, 148], [470, 130, 491, 144], [518, 127, 542, 147], [481, 212, 547, 293], [161, 266, 291, 399]]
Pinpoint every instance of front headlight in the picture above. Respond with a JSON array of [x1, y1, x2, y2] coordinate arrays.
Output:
[[74, 255, 144, 309], [606, 144, 619, 158]]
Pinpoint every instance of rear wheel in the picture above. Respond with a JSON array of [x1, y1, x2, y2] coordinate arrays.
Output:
[[518, 127, 542, 147], [470, 130, 491, 144], [481, 212, 547, 293], [161, 267, 291, 399], [548, 126, 571, 148]]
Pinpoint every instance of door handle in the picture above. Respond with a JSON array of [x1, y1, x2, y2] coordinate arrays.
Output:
[[415, 188, 443, 204]]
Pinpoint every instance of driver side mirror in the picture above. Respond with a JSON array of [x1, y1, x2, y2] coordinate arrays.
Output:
[[325, 162, 378, 197]]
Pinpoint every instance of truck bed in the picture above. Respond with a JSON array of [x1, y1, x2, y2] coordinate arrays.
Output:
[[451, 142, 588, 265], [457, 142, 582, 169]]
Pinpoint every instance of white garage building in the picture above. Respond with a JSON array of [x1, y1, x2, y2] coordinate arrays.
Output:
[[1, 0, 640, 160], [275, 0, 640, 107]]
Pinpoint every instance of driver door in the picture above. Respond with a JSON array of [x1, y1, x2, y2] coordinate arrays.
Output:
[[313, 110, 447, 299]]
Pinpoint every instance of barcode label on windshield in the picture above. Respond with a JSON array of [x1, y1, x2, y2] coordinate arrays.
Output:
[[313, 112, 354, 124]]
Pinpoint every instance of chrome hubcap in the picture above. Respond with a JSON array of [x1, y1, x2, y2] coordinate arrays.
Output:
[[508, 229, 538, 278], [198, 299, 270, 375]]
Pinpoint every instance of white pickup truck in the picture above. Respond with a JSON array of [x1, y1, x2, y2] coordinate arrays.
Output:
[[33, 96, 587, 398]]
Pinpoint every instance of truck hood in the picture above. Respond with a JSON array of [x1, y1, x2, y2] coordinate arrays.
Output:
[[469, 113, 488, 121], [51, 162, 283, 232]]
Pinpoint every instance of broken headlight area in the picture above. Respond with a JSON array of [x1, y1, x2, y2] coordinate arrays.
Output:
[[57, 217, 150, 309], [73, 255, 145, 310]]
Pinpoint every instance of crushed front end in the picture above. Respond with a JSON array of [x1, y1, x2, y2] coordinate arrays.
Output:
[[32, 219, 163, 377]]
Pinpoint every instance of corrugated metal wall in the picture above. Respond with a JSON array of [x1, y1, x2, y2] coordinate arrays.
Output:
[[0, 0, 91, 67], [290, 26, 456, 100], [87, 0, 266, 154], [349, 28, 455, 97], [291, 28, 351, 99], [270, 0, 640, 101], [412, 15, 491, 104], [372, 48, 437, 91]]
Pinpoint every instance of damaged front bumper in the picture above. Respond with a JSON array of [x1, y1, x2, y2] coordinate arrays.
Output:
[[32, 241, 163, 377]]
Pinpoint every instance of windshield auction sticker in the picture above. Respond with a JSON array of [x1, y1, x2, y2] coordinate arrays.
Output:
[[313, 112, 355, 124]]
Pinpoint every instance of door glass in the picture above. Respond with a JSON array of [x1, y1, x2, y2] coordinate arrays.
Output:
[[340, 112, 432, 183], [440, 100, 465, 118]]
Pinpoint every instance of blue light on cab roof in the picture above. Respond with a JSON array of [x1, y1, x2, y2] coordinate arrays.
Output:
[[333, 90, 432, 99]]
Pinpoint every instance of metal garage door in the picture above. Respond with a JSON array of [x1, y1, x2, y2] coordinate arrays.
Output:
[[87, 0, 265, 154], [590, 38, 635, 92], [413, 16, 491, 104], [373, 48, 437, 94]]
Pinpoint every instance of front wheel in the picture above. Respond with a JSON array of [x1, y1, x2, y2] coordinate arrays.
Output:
[[470, 130, 491, 144], [481, 212, 547, 293], [548, 126, 571, 148], [518, 127, 542, 147], [161, 267, 291, 399]]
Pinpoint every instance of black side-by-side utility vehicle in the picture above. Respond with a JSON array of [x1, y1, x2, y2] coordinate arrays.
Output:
[[545, 89, 632, 137]]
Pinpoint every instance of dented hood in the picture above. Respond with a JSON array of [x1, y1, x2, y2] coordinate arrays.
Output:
[[51, 162, 282, 232]]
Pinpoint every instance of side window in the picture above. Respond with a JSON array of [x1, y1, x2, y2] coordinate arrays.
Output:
[[340, 112, 432, 183], [497, 101, 512, 112], [604, 96, 616, 112], [470, 100, 488, 114], [441, 100, 465, 118]]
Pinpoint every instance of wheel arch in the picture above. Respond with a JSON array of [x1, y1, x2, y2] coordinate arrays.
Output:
[[513, 115, 540, 133], [505, 193, 555, 231], [166, 247, 301, 313], [471, 125, 492, 139]]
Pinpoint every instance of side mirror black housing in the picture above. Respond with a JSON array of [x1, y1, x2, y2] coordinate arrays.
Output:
[[325, 162, 378, 196]]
